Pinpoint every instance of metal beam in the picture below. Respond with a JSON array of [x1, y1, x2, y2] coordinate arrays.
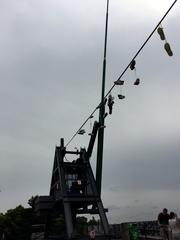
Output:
[[96, 0, 109, 196]]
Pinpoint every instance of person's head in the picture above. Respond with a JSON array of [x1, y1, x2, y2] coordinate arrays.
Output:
[[163, 208, 168, 214], [170, 212, 175, 219]]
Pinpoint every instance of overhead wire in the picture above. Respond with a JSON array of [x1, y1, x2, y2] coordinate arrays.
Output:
[[65, 0, 178, 148]]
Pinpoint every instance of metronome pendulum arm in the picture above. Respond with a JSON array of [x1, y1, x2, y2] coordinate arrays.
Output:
[[96, 0, 109, 196]]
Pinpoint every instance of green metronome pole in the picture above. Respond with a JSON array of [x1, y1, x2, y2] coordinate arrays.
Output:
[[96, 0, 109, 196]]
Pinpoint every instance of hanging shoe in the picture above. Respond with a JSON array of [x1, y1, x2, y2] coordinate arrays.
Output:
[[134, 78, 140, 85], [109, 106, 113, 115], [164, 42, 173, 56], [118, 94, 125, 99], [157, 27, 165, 40], [114, 79, 124, 85], [108, 94, 114, 114], [130, 60, 136, 70], [78, 129, 86, 135]]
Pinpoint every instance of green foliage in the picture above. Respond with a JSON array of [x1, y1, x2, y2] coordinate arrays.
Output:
[[76, 216, 88, 234], [0, 213, 5, 237], [0, 205, 33, 240], [28, 195, 38, 209], [88, 217, 98, 226], [128, 223, 140, 240], [49, 217, 65, 235], [76, 216, 87, 225]]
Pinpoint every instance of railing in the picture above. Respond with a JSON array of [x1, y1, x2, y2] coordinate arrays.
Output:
[[110, 221, 161, 239], [137, 221, 161, 236]]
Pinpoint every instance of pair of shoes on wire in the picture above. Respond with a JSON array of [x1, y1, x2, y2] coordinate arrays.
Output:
[[130, 60, 141, 85], [157, 25, 173, 56]]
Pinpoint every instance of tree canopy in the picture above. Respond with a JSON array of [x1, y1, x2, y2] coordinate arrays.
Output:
[[0, 203, 99, 239], [0, 205, 33, 240]]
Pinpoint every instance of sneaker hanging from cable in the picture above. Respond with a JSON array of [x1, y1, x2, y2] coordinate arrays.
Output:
[[118, 94, 125, 99], [164, 42, 173, 56], [134, 78, 140, 85], [117, 81, 125, 100], [114, 79, 124, 85], [78, 129, 86, 135], [130, 60, 136, 70], [157, 25, 166, 40], [108, 94, 114, 115]]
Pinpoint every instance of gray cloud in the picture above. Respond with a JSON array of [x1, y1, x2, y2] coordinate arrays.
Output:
[[0, 0, 179, 223]]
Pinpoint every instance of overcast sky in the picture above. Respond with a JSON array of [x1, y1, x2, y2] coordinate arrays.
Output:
[[0, 0, 180, 223]]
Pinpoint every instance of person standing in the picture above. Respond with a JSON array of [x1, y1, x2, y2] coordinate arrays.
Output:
[[89, 229, 96, 240], [169, 212, 180, 240], [158, 208, 171, 240]]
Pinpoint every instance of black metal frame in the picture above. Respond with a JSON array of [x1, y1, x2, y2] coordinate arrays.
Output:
[[34, 121, 110, 239]]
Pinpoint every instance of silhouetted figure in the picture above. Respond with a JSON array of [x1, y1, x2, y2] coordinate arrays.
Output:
[[158, 208, 171, 240], [70, 181, 80, 195]]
